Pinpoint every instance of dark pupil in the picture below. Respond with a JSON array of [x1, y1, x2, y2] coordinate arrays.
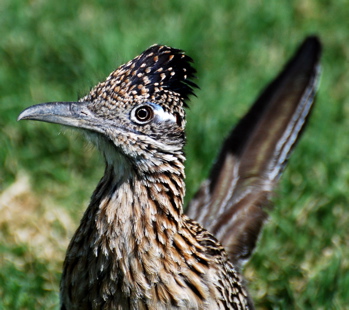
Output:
[[137, 108, 149, 120]]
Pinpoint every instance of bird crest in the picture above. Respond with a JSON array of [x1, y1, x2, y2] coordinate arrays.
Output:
[[81, 45, 198, 119]]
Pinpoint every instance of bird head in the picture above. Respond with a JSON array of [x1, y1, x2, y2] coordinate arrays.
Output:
[[18, 45, 197, 172]]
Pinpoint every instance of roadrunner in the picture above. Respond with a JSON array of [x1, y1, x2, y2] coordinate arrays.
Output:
[[19, 36, 321, 309]]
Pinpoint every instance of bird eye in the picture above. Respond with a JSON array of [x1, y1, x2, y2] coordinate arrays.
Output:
[[131, 105, 154, 124]]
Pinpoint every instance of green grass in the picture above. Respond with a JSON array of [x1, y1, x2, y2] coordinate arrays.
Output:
[[1, 0, 349, 308]]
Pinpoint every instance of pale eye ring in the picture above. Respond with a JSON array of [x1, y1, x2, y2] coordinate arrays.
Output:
[[131, 105, 154, 124]]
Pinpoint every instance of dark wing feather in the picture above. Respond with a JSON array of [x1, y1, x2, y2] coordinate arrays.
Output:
[[186, 36, 322, 266]]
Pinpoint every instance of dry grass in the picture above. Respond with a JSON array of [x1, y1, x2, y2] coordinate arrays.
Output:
[[0, 172, 73, 268]]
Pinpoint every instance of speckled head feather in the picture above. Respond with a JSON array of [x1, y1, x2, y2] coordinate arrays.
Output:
[[81, 45, 198, 119]]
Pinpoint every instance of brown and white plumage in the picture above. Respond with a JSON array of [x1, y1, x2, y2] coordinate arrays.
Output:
[[18, 37, 321, 309]]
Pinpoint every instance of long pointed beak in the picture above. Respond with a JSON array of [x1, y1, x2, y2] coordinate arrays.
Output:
[[18, 102, 101, 131]]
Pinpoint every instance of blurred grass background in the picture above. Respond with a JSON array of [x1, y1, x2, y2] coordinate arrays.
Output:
[[1, 0, 349, 309]]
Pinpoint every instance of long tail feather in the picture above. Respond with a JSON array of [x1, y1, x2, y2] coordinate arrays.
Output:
[[186, 36, 322, 266]]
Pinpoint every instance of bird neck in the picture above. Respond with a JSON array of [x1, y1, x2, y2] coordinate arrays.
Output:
[[87, 150, 186, 258]]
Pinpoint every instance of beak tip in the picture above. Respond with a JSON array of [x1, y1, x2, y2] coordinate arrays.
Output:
[[17, 108, 31, 121], [17, 114, 24, 122]]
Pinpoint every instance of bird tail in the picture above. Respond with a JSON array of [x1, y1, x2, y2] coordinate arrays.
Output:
[[186, 36, 322, 266]]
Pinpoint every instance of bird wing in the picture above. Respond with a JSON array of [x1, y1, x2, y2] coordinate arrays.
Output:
[[186, 36, 322, 266]]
